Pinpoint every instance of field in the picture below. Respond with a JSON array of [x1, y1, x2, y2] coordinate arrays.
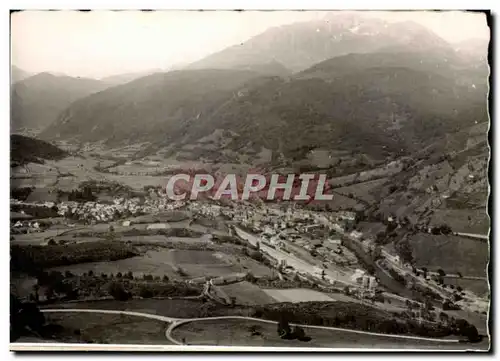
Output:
[[217, 281, 277, 305], [38, 312, 173, 345], [308, 193, 364, 211], [50, 248, 274, 280], [172, 318, 487, 350], [443, 277, 489, 298], [49, 250, 181, 280], [409, 234, 488, 278], [429, 209, 489, 234], [263, 288, 335, 303], [329, 161, 403, 188], [333, 178, 388, 203]]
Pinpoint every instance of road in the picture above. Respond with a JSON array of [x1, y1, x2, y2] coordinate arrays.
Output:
[[378, 253, 452, 300], [234, 227, 356, 286], [454, 232, 489, 241], [40, 308, 464, 347]]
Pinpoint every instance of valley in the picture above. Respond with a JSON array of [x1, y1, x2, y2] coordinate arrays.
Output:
[[10, 10, 490, 351]]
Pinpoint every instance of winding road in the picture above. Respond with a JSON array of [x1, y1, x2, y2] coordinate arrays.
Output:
[[453, 232, 489, 241], [40, 308, 464, 347]]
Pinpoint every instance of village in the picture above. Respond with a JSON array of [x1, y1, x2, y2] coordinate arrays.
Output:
[[10, 183, 487, 317]]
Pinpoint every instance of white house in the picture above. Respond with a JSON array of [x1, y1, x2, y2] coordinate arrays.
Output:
[[350, 268, 366, 283], [325, 239, 342, 251], [350, 230, 363, 240], [146, 223, 168, 230]]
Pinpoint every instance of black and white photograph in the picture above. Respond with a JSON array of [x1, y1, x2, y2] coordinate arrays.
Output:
[[9, 9, 491, 351]]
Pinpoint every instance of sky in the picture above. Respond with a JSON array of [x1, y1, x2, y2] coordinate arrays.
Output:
[[11, 10, 490, 79]]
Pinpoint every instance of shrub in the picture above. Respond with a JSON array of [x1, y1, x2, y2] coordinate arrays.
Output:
[[108, 282, 131, 301], [139, 287, 154, 299]]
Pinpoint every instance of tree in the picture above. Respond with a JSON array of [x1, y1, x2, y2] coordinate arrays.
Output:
[[116, 272, 123, 278], [292, 325, 307, 340], [395, 239, 413, 264], [463, 324, 480, 342], [42, 284, 57, 300], [48, 239, 57, 246], [10, 296, 46, 341], [421, 267, 428, 279], [277, 317, 291, 339], [439, 224, 452, 235], [375, 231, 387, 245], [439, 312, 449, 324], [437, 269, 446, 277], [108, 282, 131, 301], [88, 270, 94, 277], [406, 300, 412, 309], [163, 275, 169, 282], [245, 272, 257, 283], [139, 287, 154, 299]]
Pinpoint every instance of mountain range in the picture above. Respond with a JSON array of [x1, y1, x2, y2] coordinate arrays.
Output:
[[11, 72, 110, 133], [13, 13, 489, 165], [11, 65, 32, 84]]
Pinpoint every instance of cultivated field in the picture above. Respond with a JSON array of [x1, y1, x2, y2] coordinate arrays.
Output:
[[49, 248, 274, 280], [409, 234, 488, 278], [49, 250, 179, 279], [333, 178, 388, 203], [429, 209, 489, 234], [443, 277, 489, 298], [263, 288, 335, 303], [217, 281, 277, 305]]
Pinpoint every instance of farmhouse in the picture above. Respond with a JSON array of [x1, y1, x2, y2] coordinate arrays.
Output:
[[325, 238, 342, 251], [146, 223, 169, 230]]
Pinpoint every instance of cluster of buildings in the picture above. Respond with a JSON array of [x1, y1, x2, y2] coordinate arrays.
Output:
[[11, 219, 42, 233], [10, 199, 57, 209], [57, 199, 143, 223], [58, 196, 187, 224], [350, 268, 378, 291]]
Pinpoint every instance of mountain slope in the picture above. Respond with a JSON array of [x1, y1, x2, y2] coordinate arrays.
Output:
[[11, 66, 32, 84], [179, 65, 487, 161], [40, 46, 488, 164], [40, 69, 272, 144], [11, 73, 111, 133], [100, 69, 163, 86], [10, 134, 67, 166], [188, 14, 453, 72], [298, 48, 488, 85]]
